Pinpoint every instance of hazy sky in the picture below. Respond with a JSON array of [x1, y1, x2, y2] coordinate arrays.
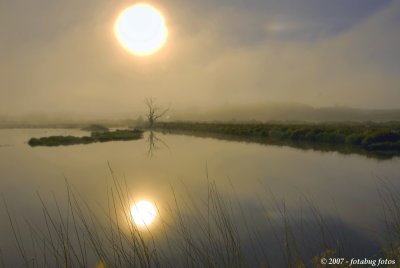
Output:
[[1, 0, 399, 116]]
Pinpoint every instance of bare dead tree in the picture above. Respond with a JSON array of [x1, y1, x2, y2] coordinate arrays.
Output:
[[144, 98, 169, 128]]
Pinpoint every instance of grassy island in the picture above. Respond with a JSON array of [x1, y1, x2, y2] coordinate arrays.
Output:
[[154, 121, 400, 158], [28, 129, 143, 147]]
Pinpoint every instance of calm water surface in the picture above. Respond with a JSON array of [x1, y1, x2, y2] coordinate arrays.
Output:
[[0, 128, 399, 265]]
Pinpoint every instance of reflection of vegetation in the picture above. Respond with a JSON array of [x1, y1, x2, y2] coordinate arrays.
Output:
[[81, 124, 109, 132], [154, 122, 400, 159], [2, 173, 400, 267], [28, 129, 143, 147], [147, 131, 169, 158]]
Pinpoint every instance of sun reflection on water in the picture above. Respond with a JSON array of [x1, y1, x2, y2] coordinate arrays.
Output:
[[130, 200, 157, 228]]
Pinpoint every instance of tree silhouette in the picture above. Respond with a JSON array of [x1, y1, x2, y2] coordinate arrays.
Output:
[[144, 98, 169, 128]]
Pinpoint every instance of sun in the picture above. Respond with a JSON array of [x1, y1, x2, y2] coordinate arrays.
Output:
[[114, 3, 168, 56], [130, 200, 157, 227]]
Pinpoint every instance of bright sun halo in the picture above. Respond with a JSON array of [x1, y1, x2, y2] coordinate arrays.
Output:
[[114, 3, 168, 56], [130, 200, 157, 227]]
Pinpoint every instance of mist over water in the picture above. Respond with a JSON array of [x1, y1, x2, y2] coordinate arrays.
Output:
[[1, 0, 400, 266]]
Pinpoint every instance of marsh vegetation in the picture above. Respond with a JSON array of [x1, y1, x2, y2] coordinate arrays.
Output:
[[154, 121, 400, 158], [3, 174, 400, 267], [26, 119, 400, 159], [28, 129, 143, 147]]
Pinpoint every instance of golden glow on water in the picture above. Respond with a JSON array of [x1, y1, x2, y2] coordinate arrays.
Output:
[[114, 3, 168, 56], [130, 200, 157, 227]]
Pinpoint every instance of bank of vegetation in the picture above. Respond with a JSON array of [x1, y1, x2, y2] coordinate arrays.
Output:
[[154, 121, 400, 157], [28, 129, 143, 147]]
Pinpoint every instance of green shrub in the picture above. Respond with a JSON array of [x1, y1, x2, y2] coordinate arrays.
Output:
[[362, 131, 400, 146], [29, 130, 143, 146]]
